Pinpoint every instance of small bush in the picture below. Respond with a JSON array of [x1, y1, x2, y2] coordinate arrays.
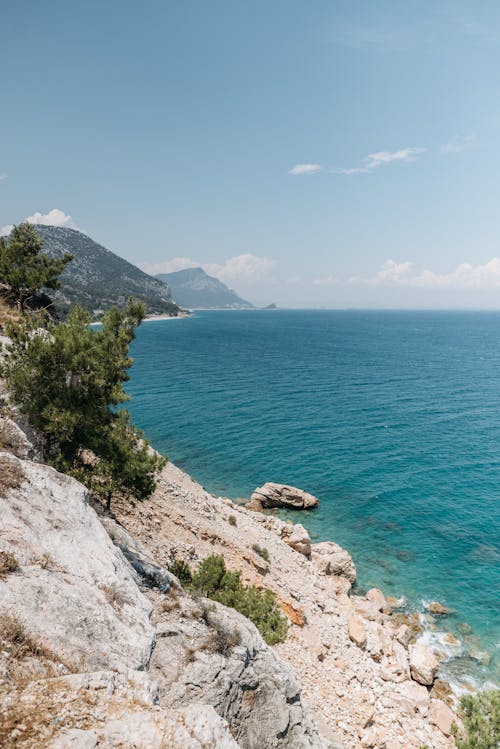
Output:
[[190, 555, 287, 645], [169, 558, 193, 585], [453, 690, 500, 749], [228, 515, 237, 526], [251, 543, 270, 562], [0, 550, 19, 578]]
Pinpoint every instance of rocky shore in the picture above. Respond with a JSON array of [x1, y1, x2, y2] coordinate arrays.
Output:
[[0, 399, 462, 748]]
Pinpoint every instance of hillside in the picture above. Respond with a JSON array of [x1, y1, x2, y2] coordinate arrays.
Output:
[[156, 267, 254, 309], [32, 225, 182, 316]]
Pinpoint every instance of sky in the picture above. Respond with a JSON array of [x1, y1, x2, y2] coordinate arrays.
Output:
[[3, 1, 500, 307]]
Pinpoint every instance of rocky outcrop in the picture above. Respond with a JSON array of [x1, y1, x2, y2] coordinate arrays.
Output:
[[250, 482, 319, 510], [0, 452, 155, 672], [0, 448, 326, 749], [150, 594, 325, 749], [311, 541, 356, 585], [2, 670, 240, 749]]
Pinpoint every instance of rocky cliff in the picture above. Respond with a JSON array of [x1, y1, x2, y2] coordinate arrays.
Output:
[[0, 391, 459, 748], [0, 406, 325, 748]]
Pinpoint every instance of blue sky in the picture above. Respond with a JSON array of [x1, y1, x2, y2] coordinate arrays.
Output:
[[2, 1, 500, 307]]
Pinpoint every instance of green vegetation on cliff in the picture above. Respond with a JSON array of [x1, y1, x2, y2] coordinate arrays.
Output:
[[453, 690, 500, 749], [0, 223, 72, 313], [0, 225, 165, 508], [170, 555, 288, 645]]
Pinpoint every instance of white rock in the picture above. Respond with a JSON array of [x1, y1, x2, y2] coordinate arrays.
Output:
[[0, 453, 155, 671], [310, 541, 356, 584], [250, 482, 320, 509], [409, 642, 438, 686]]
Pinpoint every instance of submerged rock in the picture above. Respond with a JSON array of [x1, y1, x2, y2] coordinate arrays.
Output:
[[250, 482, 320, 510]]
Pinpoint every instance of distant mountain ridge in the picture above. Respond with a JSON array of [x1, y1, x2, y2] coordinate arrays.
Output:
[[156, 267, 254, 309], [32, 225, 181, 316]]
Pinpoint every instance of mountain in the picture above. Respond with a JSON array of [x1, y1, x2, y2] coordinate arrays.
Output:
[[156, 267, 254, 309], [33, 225, 182, 316]]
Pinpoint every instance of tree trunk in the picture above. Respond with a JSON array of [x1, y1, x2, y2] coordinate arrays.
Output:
[[106, 490, 112, 512]]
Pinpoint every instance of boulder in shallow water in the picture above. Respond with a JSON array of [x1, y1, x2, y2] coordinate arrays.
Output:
[[250, 482, 319, 510]]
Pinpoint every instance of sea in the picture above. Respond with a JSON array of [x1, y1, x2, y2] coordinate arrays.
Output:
[[126, 309, 500, 688]]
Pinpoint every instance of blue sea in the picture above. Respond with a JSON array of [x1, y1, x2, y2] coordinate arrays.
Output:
[[126, 310, 500, 686]]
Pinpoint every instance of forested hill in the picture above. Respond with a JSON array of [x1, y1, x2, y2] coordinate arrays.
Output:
[[156, 267, 254, 309], [33, 225, 181, 316]]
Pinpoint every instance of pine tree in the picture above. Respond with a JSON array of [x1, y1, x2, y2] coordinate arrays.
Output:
[[0, 223, 72, 312], [1, 300, 165, 506]]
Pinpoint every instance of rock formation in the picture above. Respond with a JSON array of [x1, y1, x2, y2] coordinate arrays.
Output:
[[250, 482, 320, 510]]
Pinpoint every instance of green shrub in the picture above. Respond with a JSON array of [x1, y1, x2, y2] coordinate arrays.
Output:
[[453, 689, 500, 749], [190, 555, 287, 645], [228, 515, 237, 526], [251, 543, 270, 562], [169, 559, 193, 585]]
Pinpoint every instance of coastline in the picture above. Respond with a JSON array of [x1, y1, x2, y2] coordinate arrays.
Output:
[[143, 312, 191, 322], [110, 457, 467, 748]]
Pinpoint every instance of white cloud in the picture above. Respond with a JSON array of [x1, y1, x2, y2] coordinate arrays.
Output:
[[140, 257, 200, 275], [0, 174, 7, 181], [140, 254, 275, 283], [313, 274, 339, 285], [440, 135, 475, 153], [1, 209, 79, 237], [335, 147, 426, 175], [25, 208, 76, 228], [206, 254, 275, 283], [289, 163, 322, 175], [284, 275, 301, 285], [350, 258, 500, 288]]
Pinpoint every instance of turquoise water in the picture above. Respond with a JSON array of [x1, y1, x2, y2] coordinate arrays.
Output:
[[126, 310, 500, 684]]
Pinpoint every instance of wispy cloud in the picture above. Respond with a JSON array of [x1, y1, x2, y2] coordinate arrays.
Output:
[[140, 254, 275, 284], [349, 258, 500, 288], [335, 147, 426, 175], [440, 134, 475, 153], [0, 173, 7, 181], [289, 163, 322, 176], [313, 274, 339, 286]]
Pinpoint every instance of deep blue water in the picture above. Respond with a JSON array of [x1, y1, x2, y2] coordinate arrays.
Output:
[[126, 310, 500, 684]]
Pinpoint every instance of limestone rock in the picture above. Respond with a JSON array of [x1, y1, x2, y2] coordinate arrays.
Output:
[[150, 597, 325, 748], [409, 642, 438, 686], [429, 698, 456, 736], [281, 522, 312, 556], [250, 482, 319, 510], [348, 614, 367, 649], [5, 670, 241, 749], [0, 453, 155, 671], [101, 516, 180, 593], [311, 541, 356, 585]]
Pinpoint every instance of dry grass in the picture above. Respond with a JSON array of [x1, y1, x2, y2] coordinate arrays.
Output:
[[0, 550, 19, 578], [100, 582, 131, 611], [0, 298, 20, 332], [200, 618, 242, 655], [0, 610, 75, 687], [0, 456, 24, 496], [157, 588, 180, 614]]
